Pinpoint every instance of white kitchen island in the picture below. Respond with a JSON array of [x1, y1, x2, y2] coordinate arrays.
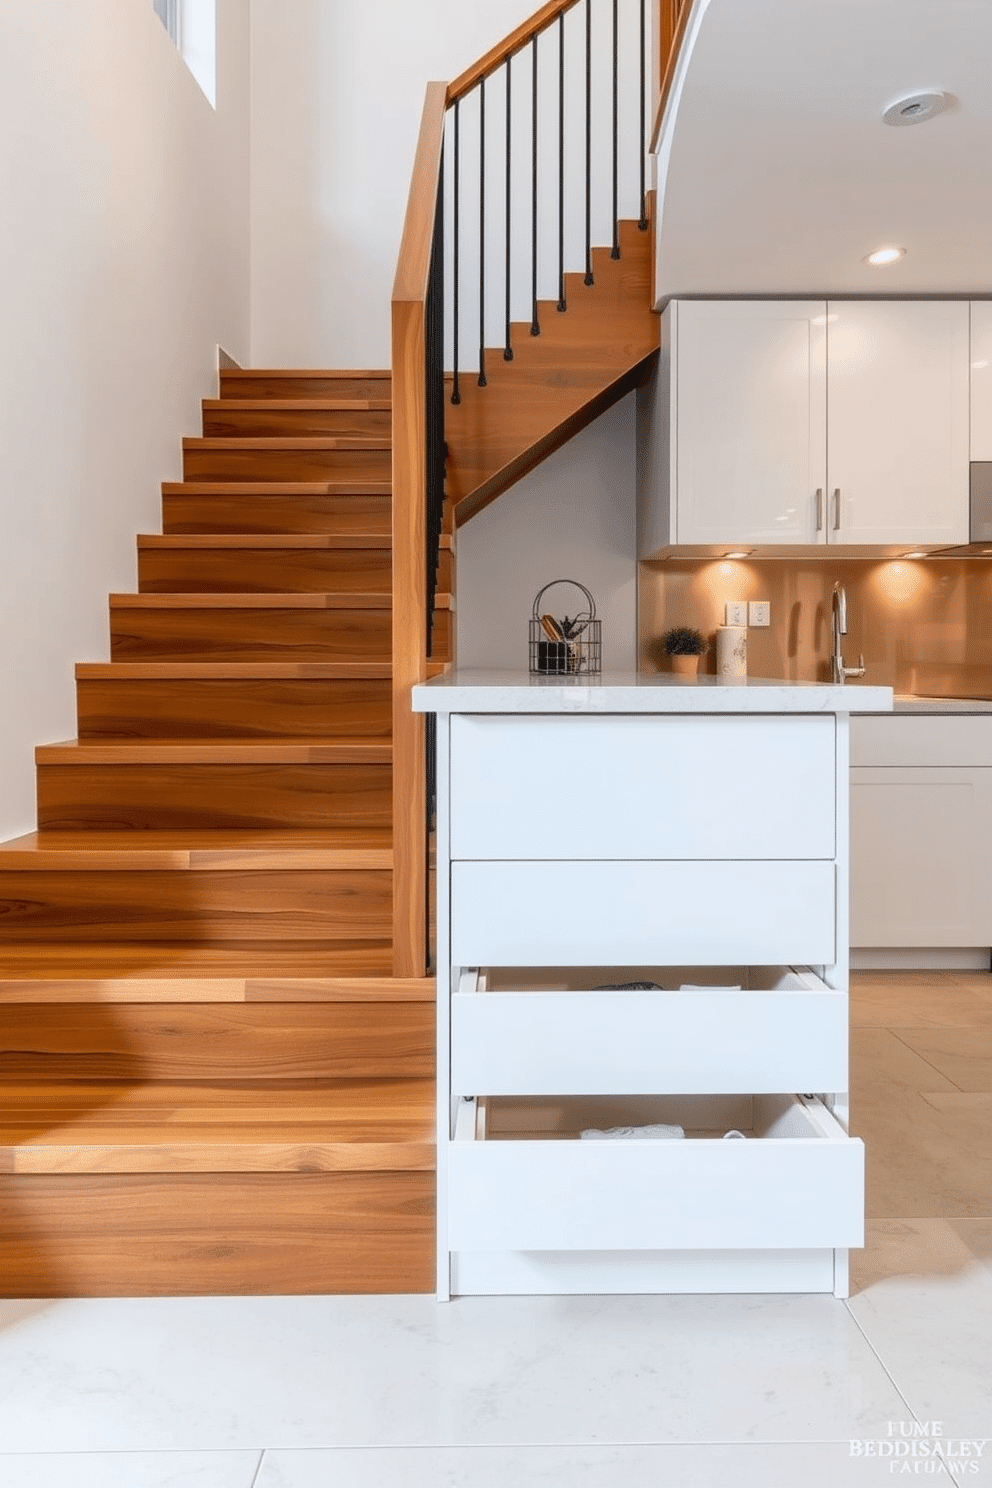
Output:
[[412, 671, 893, 1300]]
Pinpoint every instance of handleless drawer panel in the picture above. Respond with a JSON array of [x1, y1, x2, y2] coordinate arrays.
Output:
[[449, 715, 836, 860], [450, 860, 836, 966], [448, 1095, 864, 1252], [451, 974, 848, 1095]]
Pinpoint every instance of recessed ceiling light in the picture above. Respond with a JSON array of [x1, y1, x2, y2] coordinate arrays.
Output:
[[864, 246, 906, 267], [882, 91, 949, 127], [973, 360, 990, 370], [723, 551, 751, 559], [902, 551, 928, 559], [811, 313, 840, 326]]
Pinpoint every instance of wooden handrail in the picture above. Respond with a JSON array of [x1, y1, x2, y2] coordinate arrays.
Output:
[[447, 0, 583, 104], [651, 0, 692, 150], [391, 82, 448, 979]]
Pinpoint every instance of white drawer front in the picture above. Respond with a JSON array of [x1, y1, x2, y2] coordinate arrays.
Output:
[[450, 860, 836, 965], [451, 985, 848, 1095], [448, 1096, 863, 1252], [450, 714, 836, 860]]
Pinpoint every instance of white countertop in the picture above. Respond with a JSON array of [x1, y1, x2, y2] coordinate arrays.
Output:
[[412, 670, 894, 714]]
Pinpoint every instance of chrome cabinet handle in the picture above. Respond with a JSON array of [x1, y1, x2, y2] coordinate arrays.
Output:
[[816, 488, 824, 532], [833, 488, 841, 532]]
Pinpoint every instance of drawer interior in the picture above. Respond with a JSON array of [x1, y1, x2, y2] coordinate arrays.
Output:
[[473, 965, 829, 994], [468, 1093, 843, 1142]]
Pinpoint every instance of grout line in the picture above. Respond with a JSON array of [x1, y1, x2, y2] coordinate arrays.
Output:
[[888, 1027, 967, 1092]]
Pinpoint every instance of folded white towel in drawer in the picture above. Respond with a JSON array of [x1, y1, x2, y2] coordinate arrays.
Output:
[[580, 1123, 685, 1140], [678, 984, 743, 992]]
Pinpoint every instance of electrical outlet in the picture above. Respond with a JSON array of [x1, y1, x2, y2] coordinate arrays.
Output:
[[724, 602, 747, 627], [748, 601, 771, 627]]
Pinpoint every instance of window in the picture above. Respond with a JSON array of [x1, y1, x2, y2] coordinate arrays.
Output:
[[153, 0, 179, 45], [152, 0, 216, 109]]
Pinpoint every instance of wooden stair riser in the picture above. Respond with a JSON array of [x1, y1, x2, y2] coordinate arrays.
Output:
[[202, 405, 392, 438], [138, 546, 394, 595], [137, 546, 452, 597], [219, 372, 391, 400], [109, 607, 396, 662], [183, 444, 391, 483], [77, 678, 393, 739], [0, 1173, 434, 1296], [36, 764, 392, 832], [0, 1003, 432, 1080], [0, 868, 391, 942], [162, 491, 393, 537]]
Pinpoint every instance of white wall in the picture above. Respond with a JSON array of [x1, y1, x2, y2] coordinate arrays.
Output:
[[0, 0, 249, 840], [249, 0, 650, 369], [456, 395, 639, 672]]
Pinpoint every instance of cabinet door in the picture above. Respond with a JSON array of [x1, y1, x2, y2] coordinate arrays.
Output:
[[674, 301, 827, 545], [972, 302, 992, 462], [827, 302, 969, 546], [850, 767, 992, 946]]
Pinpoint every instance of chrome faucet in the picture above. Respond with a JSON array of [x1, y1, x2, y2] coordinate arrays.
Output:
[[831, 583, 865, 684]]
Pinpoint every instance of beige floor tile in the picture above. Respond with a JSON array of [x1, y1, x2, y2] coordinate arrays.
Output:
[[851, 1028, 960, 1094], [852, 1086, 991, 1218], [894, 1029, 992, 1092]]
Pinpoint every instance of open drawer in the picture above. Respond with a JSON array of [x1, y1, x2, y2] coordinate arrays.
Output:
[[451, 966, 848, 1095], [447, 1093, 864, 1253]]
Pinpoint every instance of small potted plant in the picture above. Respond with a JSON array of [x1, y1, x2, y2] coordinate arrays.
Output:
[[661, 625, 708, 677]]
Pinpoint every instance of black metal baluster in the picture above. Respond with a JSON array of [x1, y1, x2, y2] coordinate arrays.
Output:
[[425, 171, 445, 652], [611, 0, 620, 257], [584, 0, 593, 285], [478, 77, 487, 387], [639, 0, 648, 228], [557, 12, 566, 311], [451, 101, 461, 403], [504, 60, 513, 360], [531, 36, 540, 335]]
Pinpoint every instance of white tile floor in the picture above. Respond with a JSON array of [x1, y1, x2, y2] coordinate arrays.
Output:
[[0, 1217, 989, 1487]]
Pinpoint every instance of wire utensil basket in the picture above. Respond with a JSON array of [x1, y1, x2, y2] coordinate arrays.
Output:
[[529, 579, 602, 675]]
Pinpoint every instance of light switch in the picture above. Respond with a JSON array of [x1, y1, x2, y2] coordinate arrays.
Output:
[[748, 601, 770, 627], [725, 602, 747, 627]]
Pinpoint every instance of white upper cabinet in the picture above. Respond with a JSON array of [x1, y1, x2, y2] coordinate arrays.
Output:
[[673, 301, 827, 546], [972, 302, 992, 461], [643, 299, 971, 552], [826, 301, 969, 546]]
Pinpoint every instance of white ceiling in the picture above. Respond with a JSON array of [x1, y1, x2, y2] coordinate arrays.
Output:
[[653, 0, 992, 302]]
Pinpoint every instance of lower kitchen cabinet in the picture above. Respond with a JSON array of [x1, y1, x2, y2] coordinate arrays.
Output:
[[850, 716, 992, 948]]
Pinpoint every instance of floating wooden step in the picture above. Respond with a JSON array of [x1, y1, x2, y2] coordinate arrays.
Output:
[[202, 400, 392, 439], [0, 941, 406, 998], [162, 482, 393, 536], [219, 369, 391, 401], [182, 437, 391, 484], [75, 661, 394, 739], [0, 1078, 433, 1296], [108, 592, 395, 663], [35, 740, 392, 833]]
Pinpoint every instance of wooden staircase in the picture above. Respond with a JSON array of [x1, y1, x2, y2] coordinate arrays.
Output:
[[0, 370, 445, 1297]]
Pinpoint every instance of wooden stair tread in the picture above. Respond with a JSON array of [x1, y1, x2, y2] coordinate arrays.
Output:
[[35, 739, 393, 765], [0, 827, 393, 871], [137, 534, 393, 550], [163, 481, 393, 496], [0, 941, 413, 992], [0, 1078, 435, 1172], [222, 369, 390, 380], [76, 661, 395, 679], [203, 400, 392, 413], [110, 591, 393, 609], [182, 437, 392, 451]]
